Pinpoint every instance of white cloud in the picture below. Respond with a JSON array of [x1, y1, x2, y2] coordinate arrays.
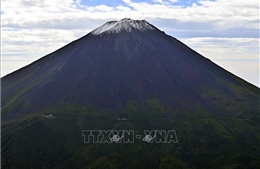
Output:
[[122, 0, 131, 4], [91, 5, 114, 12], [181, 37, 259, 86], [182, 38, 259, 60], [153, 0, 164, 3], [1, 28, 78, 60], [214, 61, 259, 87], [2, 0, 258, 29]]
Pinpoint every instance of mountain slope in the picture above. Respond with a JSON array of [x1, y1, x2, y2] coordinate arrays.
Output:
[[1, 18, 260, 168], [2, 18, 259, 120]]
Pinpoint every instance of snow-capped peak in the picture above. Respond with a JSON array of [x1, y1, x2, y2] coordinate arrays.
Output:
[[91, 18, 155, 35]]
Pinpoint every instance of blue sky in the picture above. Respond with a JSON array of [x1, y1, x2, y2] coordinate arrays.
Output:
[[80, 0, 200, 6], [1, 0, 259, 86], [80, 0, 208, 6]]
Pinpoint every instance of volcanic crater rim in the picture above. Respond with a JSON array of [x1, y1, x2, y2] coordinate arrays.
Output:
[[91, 18, 155, 35]]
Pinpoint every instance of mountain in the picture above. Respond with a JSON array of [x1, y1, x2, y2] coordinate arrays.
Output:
[[1, 18, 260, 169]]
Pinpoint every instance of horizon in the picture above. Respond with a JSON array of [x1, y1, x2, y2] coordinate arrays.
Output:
[[1, 0, 259, 87]]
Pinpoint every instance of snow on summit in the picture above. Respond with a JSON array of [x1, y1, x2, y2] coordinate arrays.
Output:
[[91, 18, 155, 35]]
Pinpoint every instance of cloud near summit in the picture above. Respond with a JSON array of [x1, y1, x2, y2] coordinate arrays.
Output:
[[2, 0, 258, 31]]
